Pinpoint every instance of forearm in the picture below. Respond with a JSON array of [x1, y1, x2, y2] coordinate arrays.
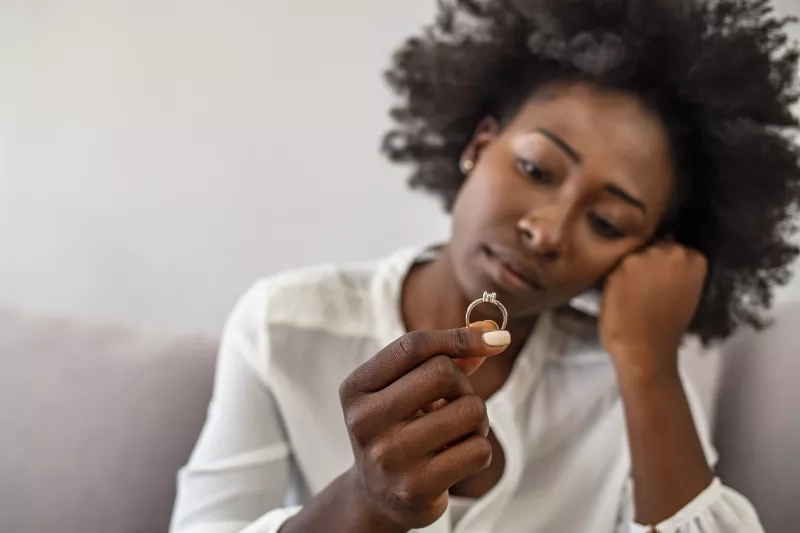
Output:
[[614, 352, 713, 526], [280, 468, 408, 533]]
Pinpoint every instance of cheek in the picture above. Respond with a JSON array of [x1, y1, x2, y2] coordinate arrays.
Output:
[[450, 179, 491, 251], [572, 237, 636, 283], [454, 169, 527, 229]]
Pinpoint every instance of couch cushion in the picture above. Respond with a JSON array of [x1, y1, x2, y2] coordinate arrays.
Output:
[[0, 307, 216, 533], [715, 303, 800, 533]]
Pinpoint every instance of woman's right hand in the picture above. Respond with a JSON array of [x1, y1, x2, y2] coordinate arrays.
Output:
[[338, 322, 511, 531]]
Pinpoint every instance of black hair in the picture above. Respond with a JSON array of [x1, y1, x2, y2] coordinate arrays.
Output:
[[382, 0, 800, 343]]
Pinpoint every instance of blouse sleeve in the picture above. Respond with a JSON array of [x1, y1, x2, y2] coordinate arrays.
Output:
[[628, 478, 763, 533], [169, 281, 302, 533], [620, 371, 764, 533]]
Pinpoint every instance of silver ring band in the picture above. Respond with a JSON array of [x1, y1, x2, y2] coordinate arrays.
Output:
[[465, 291, 508, 330]]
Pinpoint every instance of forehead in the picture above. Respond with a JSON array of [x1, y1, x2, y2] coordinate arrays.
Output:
[[504, 83, 674, 215]]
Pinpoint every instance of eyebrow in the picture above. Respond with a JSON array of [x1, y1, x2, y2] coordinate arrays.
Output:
[[605, 184, 648, 213], [536, 128, 582, 164], [535, 128, 647, 214]]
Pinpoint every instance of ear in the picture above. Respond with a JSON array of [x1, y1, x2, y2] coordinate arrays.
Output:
[[460, 117, 501, 173]]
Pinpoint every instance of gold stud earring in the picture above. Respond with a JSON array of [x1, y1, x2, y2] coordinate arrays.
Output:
[[461, 159, 475, 173]]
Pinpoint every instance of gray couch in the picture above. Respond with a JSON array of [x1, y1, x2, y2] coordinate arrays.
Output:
[[0, 304, 797, 533], [0, 308, 217, 533]]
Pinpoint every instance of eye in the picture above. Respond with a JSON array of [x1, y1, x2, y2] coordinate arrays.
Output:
[[517, 158, 553, 184], [589, 213, 626, 240]]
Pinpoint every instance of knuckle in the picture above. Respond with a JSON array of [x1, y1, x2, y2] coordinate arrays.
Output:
[[459, 395, 487, 426], [338, 377, 354, 405], [392, 474, 425, 505], [430, 355, 458, 388], [693, 252, 708, 267], [451, 327, 472, 353], [344, 407, 372, 445], [365, 439, 393, 468], [397, 333, 416, 359], [398, 331, 426, 359], [471, 437, 493, 466]]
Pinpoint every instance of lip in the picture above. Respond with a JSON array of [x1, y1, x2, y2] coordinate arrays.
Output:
[[481, 244, 547, 292]]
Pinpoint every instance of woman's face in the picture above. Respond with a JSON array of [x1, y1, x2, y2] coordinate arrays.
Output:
[[449, 83, 674, 318]]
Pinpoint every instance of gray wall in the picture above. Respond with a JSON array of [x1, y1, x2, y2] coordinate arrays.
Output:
[[0, 0, 798, 336], [0, 0, 447, 335]]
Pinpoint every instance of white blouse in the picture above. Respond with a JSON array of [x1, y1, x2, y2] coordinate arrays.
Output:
[[170, 247, 764, 533]]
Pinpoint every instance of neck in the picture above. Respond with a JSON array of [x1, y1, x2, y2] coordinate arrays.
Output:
[[402, 246, 537, 364]]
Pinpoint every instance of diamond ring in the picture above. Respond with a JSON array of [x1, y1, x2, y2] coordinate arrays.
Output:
[[465, 291, 508, 330]]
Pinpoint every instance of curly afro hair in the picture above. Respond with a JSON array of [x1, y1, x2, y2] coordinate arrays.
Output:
[[382, 0, 800, 343]]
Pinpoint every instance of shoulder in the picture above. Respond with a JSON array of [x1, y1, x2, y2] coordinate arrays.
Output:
[[224, 243, 428, 344], [219, 246, 423, 382], [217, 259, 387, 384], [228, 259, 385, 342]]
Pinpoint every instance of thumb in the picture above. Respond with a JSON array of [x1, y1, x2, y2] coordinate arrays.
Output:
[[422, 320, 505, 414], [453, 320, 504, 376]]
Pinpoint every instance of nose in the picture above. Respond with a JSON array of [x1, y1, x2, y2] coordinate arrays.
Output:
[[516, 210, 566, 262]]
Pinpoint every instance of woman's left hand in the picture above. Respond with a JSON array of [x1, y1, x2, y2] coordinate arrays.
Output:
[[598, 242, 708, 379]]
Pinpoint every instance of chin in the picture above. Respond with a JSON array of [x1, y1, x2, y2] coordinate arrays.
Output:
[[457, 254, 539, 314], [450, 241, 564, 318], [461, 274, 551, 319]]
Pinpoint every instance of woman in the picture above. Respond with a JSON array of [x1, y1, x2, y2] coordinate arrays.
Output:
[[170, 1, 800, 532]]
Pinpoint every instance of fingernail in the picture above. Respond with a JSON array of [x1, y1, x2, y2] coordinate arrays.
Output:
[[482, 330, 510, 347], [470, 320, 499, 331]]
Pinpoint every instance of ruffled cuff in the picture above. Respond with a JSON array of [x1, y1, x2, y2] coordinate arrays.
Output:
[[629, 478, 763, 533]]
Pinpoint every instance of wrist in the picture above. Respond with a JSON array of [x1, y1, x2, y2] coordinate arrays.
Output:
[[615, 364, 682, 402], [610, 344, 681, 389], [343, 467, 407, 533]]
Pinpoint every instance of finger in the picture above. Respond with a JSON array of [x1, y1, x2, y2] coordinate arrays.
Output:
[[453, 321, 498, 376], [422, 434, 493, 496], [377, 354, 474, 421], [400, 394, 489, 455], [467, 320, 499, 331], [419, 398, 448, 415], [422, 321, 499, 415], [348, 326, 510, 393]]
